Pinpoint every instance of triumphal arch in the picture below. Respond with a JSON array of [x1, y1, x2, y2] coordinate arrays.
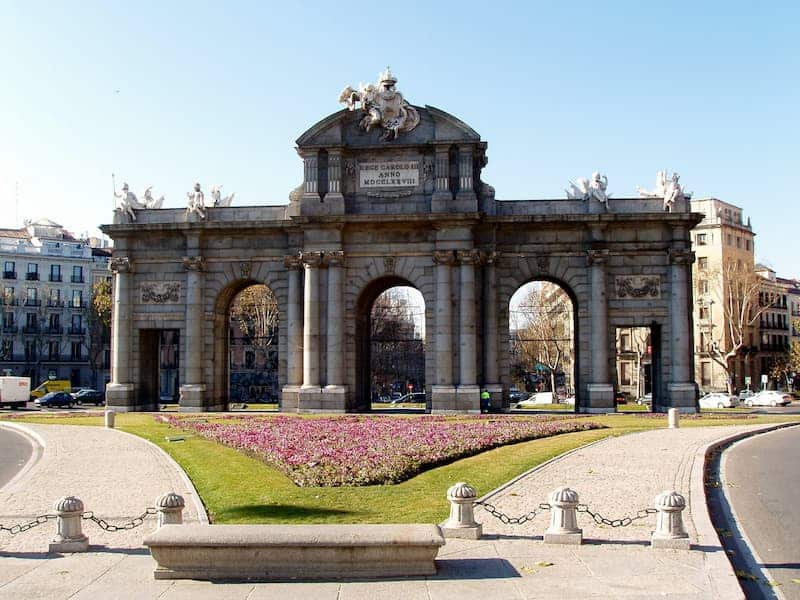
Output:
[[102, 70, 701, 414]]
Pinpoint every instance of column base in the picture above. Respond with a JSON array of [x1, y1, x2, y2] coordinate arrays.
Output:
[[661, 383, 698, 414], [281, 385, 301, 412], [298, 386, 324, 412], [49, 535, 89, 553], [651, 532, 691, 549], [430, 385, 457, 413], [322, 385, 347, 412], [456, 385, 481, 413], [179, 384, 207, 411], [440, 522, 483, 540], [582, 384, 614, 413], [431, 191, 453, 212], [105, 383, 136, 412]]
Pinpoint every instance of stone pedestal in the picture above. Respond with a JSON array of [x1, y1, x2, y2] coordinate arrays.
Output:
[[322, 385, 347, 413], [298, 387, 323, 412], [456, 386, 480, 413], [281, 385, 301, 412], [431, 385, 457, 413], [584, 384, 615, 413], [179, 384, 208, 412], [665, 383, 698, 413], [105, 383, 136, 412]]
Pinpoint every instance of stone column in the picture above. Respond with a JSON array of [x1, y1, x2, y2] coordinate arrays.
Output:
[[456, 145, 475, 199], [299, 251, 323, 411], [281, 255, 303, 411], [585, 250, 613, 412], [106, 256, 135, 411], [456, 250, 481, 411], [432, 250, 456, 411], [432, 146, 451, 210], [323, 150, 345, 213], [179, 255, 206, 410], [668, 248, 697, 411], [302, 151, 319, 199], [482, 251, 502, 404], [322, 251, 346, 412]]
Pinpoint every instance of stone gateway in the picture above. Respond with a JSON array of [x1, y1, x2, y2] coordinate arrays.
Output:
[[101, 72, 700, 414]]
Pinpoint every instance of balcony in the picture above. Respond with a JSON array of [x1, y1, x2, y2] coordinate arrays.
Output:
[[24, 299, 41, 307], [46, 326, 63, 335], [49, 274, 62, 282], [2, 325, 17, 334], [25, 272, 39, 281], [68, 327, 86, 336], [22, 325, 40, 334], [69, 301, 86, 309], [1, 298, 19, 306], [2, 271, 16, 279], [47, 300, 64, 307], [71, 275, 85, 283]]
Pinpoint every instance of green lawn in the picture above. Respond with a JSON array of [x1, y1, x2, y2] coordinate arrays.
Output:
[[4, 411, 798, 525]]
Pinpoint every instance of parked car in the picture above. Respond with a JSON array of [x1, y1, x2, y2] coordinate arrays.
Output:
[[636, 393, 652, 406], [508, 389, 530, 403], [71, 388, 105, 406], [614, 391, 626, 405], [699, 392, 739, 409], [738, 389, 755, 401], [391, 392, 426, 404], [35, 391, 75, 408], [745, 390, 792, 407]]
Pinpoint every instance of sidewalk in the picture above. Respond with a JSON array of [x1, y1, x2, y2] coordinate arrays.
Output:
[[0, 420, 780, 599]]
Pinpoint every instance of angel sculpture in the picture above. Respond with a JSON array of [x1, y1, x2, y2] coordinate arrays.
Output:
[[142, 186, 165, 209], [566, 172, 609, 208], [210, 184, 235, 207], [636, 170, 668, 198], [186, 183, 207, 219], [114, 182, 145, 221], [636, 170, 689, 212]]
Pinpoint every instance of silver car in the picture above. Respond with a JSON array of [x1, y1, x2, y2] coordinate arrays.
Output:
[[745, 391, 792, 407], [699, 392, 739, 409]]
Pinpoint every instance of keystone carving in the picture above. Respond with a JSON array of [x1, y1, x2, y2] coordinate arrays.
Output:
[[109, 256, 132, 274], [182, 256, 206, 271]]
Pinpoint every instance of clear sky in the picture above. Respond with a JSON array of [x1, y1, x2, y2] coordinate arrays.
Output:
[[1, 2, 798, 276]]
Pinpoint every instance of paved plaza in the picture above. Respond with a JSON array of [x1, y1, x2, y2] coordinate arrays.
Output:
[[1, 420, 787, 599]]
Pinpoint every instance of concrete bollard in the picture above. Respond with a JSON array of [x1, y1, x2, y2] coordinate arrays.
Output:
[[155, 492, 185, 527], [440, 482, 482, 539], [544, 487, 582, 544], [651, 490, 690, 549], [105, 409, 116, 429], [49, 496, 89, 553], [668, 408, 679, 429]]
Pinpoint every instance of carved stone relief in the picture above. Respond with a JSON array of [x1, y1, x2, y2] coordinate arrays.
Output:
[[614, 276, 661, 299], [140, 282, 181, 304]]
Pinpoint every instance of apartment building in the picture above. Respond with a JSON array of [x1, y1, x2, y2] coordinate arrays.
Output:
[[0, 219, 111, 389]]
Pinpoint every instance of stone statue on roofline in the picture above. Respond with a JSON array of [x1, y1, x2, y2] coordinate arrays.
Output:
[[636, 170, 691, 212], [186, 183, 207, 220], [142, 186, 165, 209], [114, 181, 145, 221], [338, 67, 420, 141], [210, 184, 235, 207], [566, 172, 610, 208]]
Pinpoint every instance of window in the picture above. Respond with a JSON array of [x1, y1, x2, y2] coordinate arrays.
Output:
[[698, 279, 709, 294], [26, 288, 38, 306], [696, 233, 707, 245], [71, 266, 84, 283], [2, 261, 15, 279], [71, 290, 83, 308], [70, 342, 82, 361], [699, 331, 708, 350], [71, 314, 82, 333], [48, 341, 60, 361], [620, 362, 632, 385], [700, 362, 711, 386], [49, 264, 62, 282], [727, 234, 732, 245], [25, 340, 37, 361], [0, 340, 12, 361], [698, 257, 708, 270], [745, 240, 751, 251], [49, 313, 60, 331], [699, 306, 708, 320], [736, 237, 742, 248], [245, 350, 256, 369], [620, 333, 630, 351], [26, 263, 39, 280], [2, 287, 14, 305], [49, 288, 61, 306], [2, 311, 13, 327]]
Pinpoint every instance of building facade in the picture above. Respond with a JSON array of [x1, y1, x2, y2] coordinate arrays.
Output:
[[101, 76, 701, 414], [0, 219, 111, 389]]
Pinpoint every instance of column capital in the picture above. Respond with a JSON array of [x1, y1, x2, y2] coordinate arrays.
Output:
[[283, 255, 303, 270], [109, 256, 132, 274], [668, 249, 695, 265], [300, 250, 323, 268], [586, 249, 610, 266], [322, 251, 345, 268], [433, 250, 457, 265], [456, 249, 483, 265], [182, 256, 206, 271], [483, 250, 499, 265]]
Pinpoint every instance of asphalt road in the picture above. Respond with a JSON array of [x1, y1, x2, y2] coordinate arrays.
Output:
[[0, 426, 35, 489], [725, 426, 800, 598]]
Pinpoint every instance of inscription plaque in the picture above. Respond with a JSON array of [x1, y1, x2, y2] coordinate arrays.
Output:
[[359, 161, 419, 188]]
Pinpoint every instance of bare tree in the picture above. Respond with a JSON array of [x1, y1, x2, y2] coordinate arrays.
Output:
[[513, 283, 572, 396], [229, 285, 279, 359], [703, 260, 770, 394]]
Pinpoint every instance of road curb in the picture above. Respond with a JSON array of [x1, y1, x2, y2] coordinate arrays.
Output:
[[0, 422, 46, 494], [691, 422, 800, 600]]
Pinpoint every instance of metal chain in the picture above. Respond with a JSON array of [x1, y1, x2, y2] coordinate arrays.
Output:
[[0, 514, 56, 535], [81, 508, 157, 532], [576, 504, 658, 528], [475, 501, 552, 525]]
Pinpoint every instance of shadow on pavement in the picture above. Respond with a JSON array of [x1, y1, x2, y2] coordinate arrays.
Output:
[[432, 558, 520, 579]]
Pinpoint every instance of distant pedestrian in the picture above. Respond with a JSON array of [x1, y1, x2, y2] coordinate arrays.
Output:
[[480, 389, 491, 413]]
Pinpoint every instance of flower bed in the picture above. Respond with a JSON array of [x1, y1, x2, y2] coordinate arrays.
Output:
[[160, 414, 604, 487]]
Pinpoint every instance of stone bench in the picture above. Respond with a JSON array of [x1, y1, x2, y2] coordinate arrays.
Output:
[[143, 523, 445, 580]]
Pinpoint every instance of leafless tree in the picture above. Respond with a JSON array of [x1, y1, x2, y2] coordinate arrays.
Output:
[[229, 285, 279, 360]]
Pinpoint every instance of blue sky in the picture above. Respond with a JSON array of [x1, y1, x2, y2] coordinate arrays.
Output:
[[1, 1, 798, 276]]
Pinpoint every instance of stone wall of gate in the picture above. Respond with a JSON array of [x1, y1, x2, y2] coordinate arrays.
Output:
[[102, 97, 701, 414]]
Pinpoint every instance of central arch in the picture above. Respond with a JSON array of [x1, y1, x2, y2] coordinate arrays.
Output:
[[354, 276, 426, 412]]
